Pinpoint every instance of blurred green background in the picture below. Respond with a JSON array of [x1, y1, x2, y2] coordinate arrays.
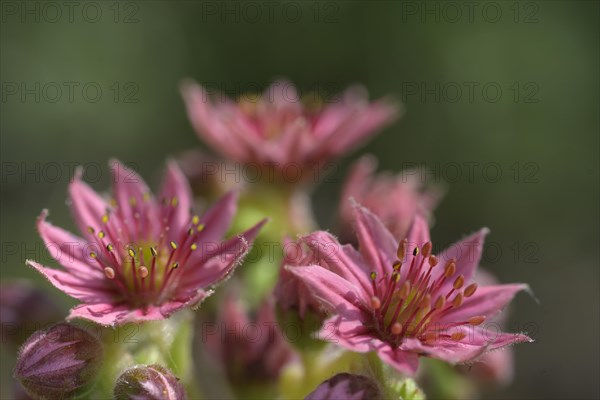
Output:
[[1, 1, 598, 399]]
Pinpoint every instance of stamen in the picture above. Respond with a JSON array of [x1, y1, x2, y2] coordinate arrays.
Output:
[[413, 247, 419, 256], [453, 275, 465, 290], [451, 331, 466, 341], [104, 267, 115, 279], [197, 224, 205, 232], [452, 293, 464, 308], [428, 255, 438, 267], [391, 322, 403, 335], [192, 215, 200, 225], [468, 316, 486, 326], [170, 241, 177, 250], [150, 247, 158, 257], [434, 295, 445, 309], [397, 238, 408, 260], [102, 214, 109, 224], [444, 260, 456, 277], [370, 296, 381, 310], [106, 243, 114, 252], [464, 283, 477, 297], [139, 266, 149, 278], [422, 241, 432, 258], [392, 260, 402, 271], [87, 227, 95, 234], [171, 262, 179, 269], [98, 231, 105, 239]]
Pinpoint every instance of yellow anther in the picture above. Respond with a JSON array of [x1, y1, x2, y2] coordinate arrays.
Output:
[[370, 296, 381, 310], [128, 248, 135, 258], [170, 241, 177, 250], [422, 241, 432, 258], [171, 262, 179, 269], [453, 275, 465, 290], [391, 322, 403, 335], [171, 197, 178, 207], [102, 214, 109, 224], [452, 293, 464, 308], [392, 260, 402, 271], [451, 331, 466, 341], [197, 224, 205, 232], [89, 252, 97, 259], [464, 283, 478, 297], [428, 255, 439, 267], [150, 247, 158, 257], [104, 267, 115, 279], [106, 243, 114, 252], [192, 215, 200, 225], [87, 226, 95, 234], [434, 295, 445, 310], [190, 243, 198, 251], [370, 271, 377, 281], [413, 247, 419, 256], [397, 238, 408, 260], [468, 316, 486, 326], [98, 231, 105, 239]]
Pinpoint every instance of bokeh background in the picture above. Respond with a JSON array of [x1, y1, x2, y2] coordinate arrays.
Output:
[[1, 1, 598, 399]]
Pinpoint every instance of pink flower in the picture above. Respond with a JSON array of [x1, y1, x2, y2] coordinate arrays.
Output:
[[286, 204, 532, 375], [181, 80, 398, 179], [204, 292, 295, 384], [339, 155, 441, 241], [27, 160, 266, 326]]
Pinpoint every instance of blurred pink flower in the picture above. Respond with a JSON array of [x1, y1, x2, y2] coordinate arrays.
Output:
[[287, 203, 532, 375], [204, 293, 295, 383], [181, 79, 398, 180], [27, 160, 266, 326], [339, 155, 442, 241]]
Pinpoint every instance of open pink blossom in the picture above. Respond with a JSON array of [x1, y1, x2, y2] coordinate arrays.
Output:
[[27, 160, 266, 326], [181, 79, 398, 180], [286, 204, 532, 375], [339, 155, 442, 242]]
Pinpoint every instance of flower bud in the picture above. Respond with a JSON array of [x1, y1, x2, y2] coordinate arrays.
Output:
[[14, 323, 103, 399], [113, 364, 187, 400], [305, 373, 381, 400]]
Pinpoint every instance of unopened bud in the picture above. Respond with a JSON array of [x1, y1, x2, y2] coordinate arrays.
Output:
[[14, 323, 103, 400], [114, 364, 187, 400], [305, 373, 381, 400]]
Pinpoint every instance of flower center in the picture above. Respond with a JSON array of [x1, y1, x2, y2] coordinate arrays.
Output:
[[368, 239, 483, 347], [86, 196, 206, 309]]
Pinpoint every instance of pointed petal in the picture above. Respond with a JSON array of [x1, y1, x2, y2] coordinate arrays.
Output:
[[301, 231, 371, 296], [438, 283, 529, 324], [351, 202, 397, 277], [36, 210, 103, 278], [160, 160, 193, 234], [109, 160, 154, 230], [432, 228, 489, 291], [184, 219, 267, 289], [197, 190, 239, 244], [68, 167, 109, 237], [26, 260, 115, 302], [285, 265, 368, 320], [317, 316, 375, 352], [401, 337, 488, 365]]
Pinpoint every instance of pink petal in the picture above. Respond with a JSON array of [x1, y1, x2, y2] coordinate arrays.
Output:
[[197, 190, 239, 244], [27, 260, 115, 303], [68, 167, 109, 237], [400, 337, 488, 365], [36, 210, 103, 278], [160, 160, 193, 235], [317, 316, 375, 353], [301, 231, 371, 297], [351, 202, 397, 277], [433, 228, 489, 291], [438, 283, 529, 324], [109, 160, 154, 233], [184, 219, 267, 289], [285, 265, 368, 321]]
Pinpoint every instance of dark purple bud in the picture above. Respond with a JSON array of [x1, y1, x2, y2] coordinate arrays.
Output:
[[305, 373, 381, 400], [113, 364, 187, 400], [1, 280, 63, 347], [14, 323, 104, 400]]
